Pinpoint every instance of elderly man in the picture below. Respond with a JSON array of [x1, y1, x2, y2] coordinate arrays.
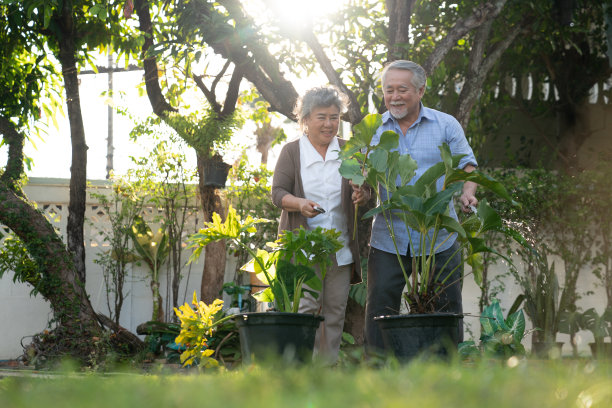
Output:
[[364, 60, 478, 353]]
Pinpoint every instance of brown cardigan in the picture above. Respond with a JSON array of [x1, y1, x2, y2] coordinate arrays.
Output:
[[271, 138, 362, 284]]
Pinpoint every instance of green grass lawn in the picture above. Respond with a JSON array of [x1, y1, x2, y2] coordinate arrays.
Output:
[[1, 358, 612, 408]]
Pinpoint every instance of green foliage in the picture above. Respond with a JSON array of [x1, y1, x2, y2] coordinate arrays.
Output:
[[164, 109, 244, 158], [579, 307, 612, 344], [0, 2, 60, 129], [339, 113, 524, 313], [91, 178, 146, 325], [459, 300, 527, 359], [188, 206, 342, 313], [174, 292, 230, 368], [482, 167, 602, 349], [126, 120, 199, 320], [0, 232, 41, 294], [225, 153, 280, 278], [130, 216, 170, 322]]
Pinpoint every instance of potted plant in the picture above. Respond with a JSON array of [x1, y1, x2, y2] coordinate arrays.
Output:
[[459, 299, 528, 360], [188, 206, 342, 363], [338, 114, 524, 360], [510, 253, 566, 358], [579, 307, 612, 359]]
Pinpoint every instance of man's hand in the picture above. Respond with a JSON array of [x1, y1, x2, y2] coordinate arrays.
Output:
[[460, 165, 478, 213]]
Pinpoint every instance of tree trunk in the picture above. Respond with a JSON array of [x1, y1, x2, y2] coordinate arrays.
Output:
[[0, 183, 98, 329], [58, 1, 88, 285], [0, 117, 144, 360], [196, 154, 227, 304], [385, 0, 417, 61]]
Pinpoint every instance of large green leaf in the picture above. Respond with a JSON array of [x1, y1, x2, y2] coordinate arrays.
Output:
[[438, 214, 467, 238], [476, 199, 503, 232], [352, 113, 382, 147], [377, 130, 399, 151], [368, 149, 389, 173], [423, 183, 462, 216], [446, 169, 516, 204], [398, 154, 418, 186], [338, 158, 365, 186]]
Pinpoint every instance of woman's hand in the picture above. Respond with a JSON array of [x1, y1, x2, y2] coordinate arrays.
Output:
[[281, 194, 322, 218], [299, 198, 324, 218], [350, 181, 370, 205]]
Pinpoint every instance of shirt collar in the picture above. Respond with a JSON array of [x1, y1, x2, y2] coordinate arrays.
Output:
[[300, 134, 340, 167]]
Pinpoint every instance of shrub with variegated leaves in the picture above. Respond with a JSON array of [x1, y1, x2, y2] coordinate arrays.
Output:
[[174, 292, 231, 367]]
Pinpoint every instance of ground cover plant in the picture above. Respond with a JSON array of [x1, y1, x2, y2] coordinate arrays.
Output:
[[1, 360, 612, 408]]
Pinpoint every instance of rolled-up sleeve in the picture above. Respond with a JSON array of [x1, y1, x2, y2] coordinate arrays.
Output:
[[447, 118, 477, 170]]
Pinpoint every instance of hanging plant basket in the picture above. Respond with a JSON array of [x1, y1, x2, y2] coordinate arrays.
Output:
[[374, 313, 463, 361], [204, 160, 232, 188], [234, 312, 324, 364]]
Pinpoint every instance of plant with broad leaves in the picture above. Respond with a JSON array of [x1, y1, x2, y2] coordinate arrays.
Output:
[[579, 307, 612, 348], [188, 206, 342, 313], [338, 113, 527, 314], [174, 291, 233, 367], [459, 299, 528, 359]]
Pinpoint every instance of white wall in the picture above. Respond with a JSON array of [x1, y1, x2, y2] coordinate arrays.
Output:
[[0, 178, 209, 359], [1, 179, 609, 358]]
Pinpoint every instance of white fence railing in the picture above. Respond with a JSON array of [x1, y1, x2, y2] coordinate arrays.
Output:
[[0, 178, 244, 359]]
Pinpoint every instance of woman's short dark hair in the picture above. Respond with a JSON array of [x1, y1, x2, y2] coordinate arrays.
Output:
[[294, 85, 349, 130]]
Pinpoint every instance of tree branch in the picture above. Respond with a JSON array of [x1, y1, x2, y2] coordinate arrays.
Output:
[[423, 0, 507, 75], [455, 20, 524, 128], [0, 117, 25, 188], [211, 59, 232, 95], [133, 0, 176, 117], [386, 0, 417, 61], [192, 73, 222, 112], [221, 65, 243, 117], [302, 30, 363, 124]]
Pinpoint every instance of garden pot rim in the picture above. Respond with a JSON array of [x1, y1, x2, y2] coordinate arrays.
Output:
[[233, 311, 324, 321], [373, 312, 463, 321]]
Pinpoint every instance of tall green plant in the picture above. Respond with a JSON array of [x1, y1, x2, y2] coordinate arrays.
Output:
[[130, 217, 170, 322], [188, 206, 342, 313], [130, 141, 198, 321], [91, 180, 145, 325], [339, 113, 525, 313], [225, 154, 280, 282]]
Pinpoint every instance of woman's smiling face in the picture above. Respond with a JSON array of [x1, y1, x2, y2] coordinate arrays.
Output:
[[304, 105, 340, 147]]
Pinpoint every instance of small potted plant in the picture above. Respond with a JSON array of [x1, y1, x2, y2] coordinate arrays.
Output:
[[579, 307, 612, 359], [338, 114, 525, 360], [188, 206, 342, 363], [459, 299, 528, 360]]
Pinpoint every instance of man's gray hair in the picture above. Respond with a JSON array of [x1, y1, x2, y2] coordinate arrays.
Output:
[[381, 60, 427, 90], [294, 85, 349, 130]]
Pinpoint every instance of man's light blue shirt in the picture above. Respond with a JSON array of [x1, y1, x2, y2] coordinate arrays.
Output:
[[369, 104, 478, 256]]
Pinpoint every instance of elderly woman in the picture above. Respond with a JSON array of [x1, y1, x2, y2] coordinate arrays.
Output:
[[271, 85, 369, 363]]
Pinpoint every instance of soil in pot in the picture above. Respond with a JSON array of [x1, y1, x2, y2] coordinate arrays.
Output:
[[234, 312, 324, 364], [374, 313, 463, 361]]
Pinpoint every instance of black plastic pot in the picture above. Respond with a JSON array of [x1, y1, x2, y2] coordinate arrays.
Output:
[[589, 342, 612, 359], [204, 160, 232, 188], [374, 313, 463, 361], [234, 312, 324, 364], [531, 341, 564, 358]]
